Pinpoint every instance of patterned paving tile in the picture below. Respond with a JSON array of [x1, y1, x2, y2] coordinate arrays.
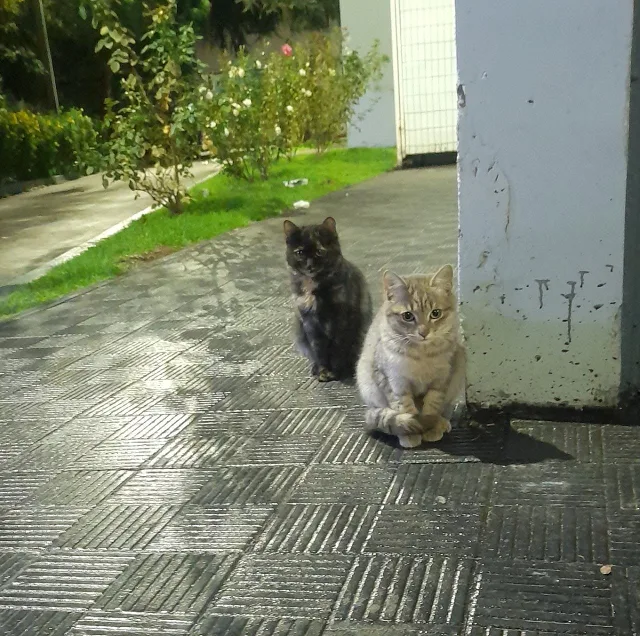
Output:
[[191, 616, 325, 636], [69, 612, 194, 636], [384, 463, 493, 506], [287, 466, 395, 505], [209, 554, 353, 619], [480, 506, 609, 563], [54, 505, 179, 550], [505, 420, 604, 463], [468, 561, 629, 634], [0, 610, 82, 636], [331, 555, 472, 628], [0, 472, 58, 506], [32, 470, 133, 506], [252, 504, 378, 554], [0, 507, 88, 551], [0, 553, 134, 611], [365, 505, 482, 556], [492, 464, 605, 507], [191, 466, 304, 506], [149, 505, 274, 552], [95, 553, 238, 613]]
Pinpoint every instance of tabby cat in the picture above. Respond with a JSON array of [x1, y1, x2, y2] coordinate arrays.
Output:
[[356, 265, 465, 447], [284, 217, 372, 381]]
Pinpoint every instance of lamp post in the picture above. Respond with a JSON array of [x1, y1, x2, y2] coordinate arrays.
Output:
[[35, 0, 59, 112]]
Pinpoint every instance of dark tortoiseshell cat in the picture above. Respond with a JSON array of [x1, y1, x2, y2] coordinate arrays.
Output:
[[284, 217, 372, 382]]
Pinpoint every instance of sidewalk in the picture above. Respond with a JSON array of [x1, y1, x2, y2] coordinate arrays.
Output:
[[0, 161, 219, 288], [0, 166, 638, 635]]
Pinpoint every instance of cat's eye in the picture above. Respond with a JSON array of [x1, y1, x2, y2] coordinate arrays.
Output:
[[430, 309, 442, 319], [402, 311, 415, 322], [294, 248, 304, 256], [316, 247, 327, 256]]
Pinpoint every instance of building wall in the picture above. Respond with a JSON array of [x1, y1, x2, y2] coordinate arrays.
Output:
[[621, 2, 640, 417], [339, 0, 396, 148], [456, 0, 634, 410]]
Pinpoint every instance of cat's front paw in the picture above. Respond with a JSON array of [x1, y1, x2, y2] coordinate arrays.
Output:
[[317, 367, 337, 382], [421, 416, 451, 443], [395, 412, 422, 433], [392, 400, 419, 416], [398, 434, 422, 449]]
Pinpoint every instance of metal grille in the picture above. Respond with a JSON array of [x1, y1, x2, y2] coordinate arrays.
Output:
[[393, 0, 457, 157]]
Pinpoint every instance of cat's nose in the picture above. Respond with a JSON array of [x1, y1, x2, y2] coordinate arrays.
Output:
[[418, 325, 428, 338]]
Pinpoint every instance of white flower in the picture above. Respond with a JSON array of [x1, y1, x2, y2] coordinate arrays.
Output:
[[233, 109, 239, 117], [242, 98, 252, 107], [304, 89, 312, 97], [208, 120, 216, 128], [329, 68, 336, 77], [205, 90, 213, 100], [237, 68, 245, 78], [286, 105, 294, 113], [224, 127, 230, 137], [198, 86, 207, 94], [275, 125, 282, 135], [228, 67, 236, 78], [305, 62, 310, 67], [231, 102, 240, 109], [299, 69, 306, 76], [255, 60, 262, 69]]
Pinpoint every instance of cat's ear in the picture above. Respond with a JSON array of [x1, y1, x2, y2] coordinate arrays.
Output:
[[430, 264, 454, 292], [283, 220, 298, 238], [383, 271, 408, 302], [322, 217, 337, 234]]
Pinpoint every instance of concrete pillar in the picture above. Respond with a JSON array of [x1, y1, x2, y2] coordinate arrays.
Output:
[[456, 0, 638, 415], [339, 0, 396, 148]]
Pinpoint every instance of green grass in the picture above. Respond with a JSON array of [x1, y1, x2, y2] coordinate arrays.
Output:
[[0, 147, 395, 318]]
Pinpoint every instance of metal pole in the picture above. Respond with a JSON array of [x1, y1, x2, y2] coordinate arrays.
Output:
[[37, 0, 59, 112]]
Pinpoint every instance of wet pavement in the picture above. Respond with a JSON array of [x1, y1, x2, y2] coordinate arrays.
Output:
[[0, 166, 639, 635], [0, 161, 218, 288]]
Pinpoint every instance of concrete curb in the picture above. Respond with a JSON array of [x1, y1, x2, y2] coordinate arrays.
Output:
[[4, 165, 221, 289]]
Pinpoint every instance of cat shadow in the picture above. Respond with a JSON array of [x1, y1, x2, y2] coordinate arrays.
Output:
[[370, 421, 574, 465], [496, 425, 575, 465]]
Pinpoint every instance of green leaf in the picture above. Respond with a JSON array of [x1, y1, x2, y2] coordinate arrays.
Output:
[[100, 26, 109, 36], [109, 60, 121, 73], [78, 4, 87, 20]]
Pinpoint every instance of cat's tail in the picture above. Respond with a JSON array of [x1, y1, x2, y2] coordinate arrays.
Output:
[[364, 408, 422, 436]]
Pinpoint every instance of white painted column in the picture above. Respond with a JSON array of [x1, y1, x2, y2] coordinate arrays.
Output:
[[456, 0, 634, 410]]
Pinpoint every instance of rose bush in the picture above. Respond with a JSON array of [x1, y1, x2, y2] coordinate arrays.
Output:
[[86, 0, 205, 214], [202, 29, 388, 180]]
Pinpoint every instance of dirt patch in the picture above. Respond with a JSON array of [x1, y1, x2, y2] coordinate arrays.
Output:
[[118, 245, 177, 269]]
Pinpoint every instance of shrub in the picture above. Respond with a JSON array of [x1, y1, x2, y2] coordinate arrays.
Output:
[[202, 46, 309, 181], [86, 0, 206, 215], [202, 30, 388, 181], [0, 102, 99, 182], [296, 30, 388, 152]]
